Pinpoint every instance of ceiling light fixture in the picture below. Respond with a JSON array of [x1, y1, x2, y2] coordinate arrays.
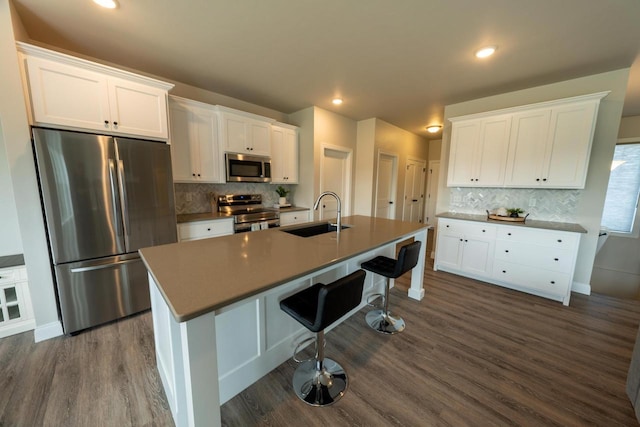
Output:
[[475, 45, 497, 58], [426, 125, 442, 133], [332, 98, 343, 105], [93, 0, 118, 9]]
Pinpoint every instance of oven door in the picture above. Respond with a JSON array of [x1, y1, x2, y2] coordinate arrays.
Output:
[[226, 153, 271, 183], [235, 219, 280, 233]]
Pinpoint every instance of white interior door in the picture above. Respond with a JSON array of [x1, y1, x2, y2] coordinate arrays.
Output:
[[403, 158, 426, 223], [375, 152, 398, 219], [425, 161, 440, 225], [320, 145, 352, 220]]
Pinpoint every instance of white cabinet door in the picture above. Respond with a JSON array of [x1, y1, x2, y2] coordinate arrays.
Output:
[[219, 112, 272, 156], [447, 115, 510, 187], [542, 101, 598, 188], [504, 109, 551, 187], [25, 55, 111, 133], [460, 236, 494, 276], [248, 120, 271, 156], [177, 219, 234, 242], [271, 125, 298, 184], [107, 77, 169, 140], [447, 120, 480, 186], [169, 98, 221, 183], [23, 52, 170, 140], [435, 232, 464, 270]]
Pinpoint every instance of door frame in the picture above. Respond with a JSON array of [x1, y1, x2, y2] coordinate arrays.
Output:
[[319, 143, 353, 218], [374, 150, 398, 219]]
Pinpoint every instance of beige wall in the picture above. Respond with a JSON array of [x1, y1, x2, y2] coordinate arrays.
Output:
[[436, 69, 630, 292], [592, 115, 640, 298], [0, 121, 22, 256], [354, 118, 376, 215], [1, 0, 61, 338], [288, 107, 315, 209]]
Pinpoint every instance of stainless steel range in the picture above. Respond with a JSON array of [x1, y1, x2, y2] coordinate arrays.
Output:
[[217, 194, 279, 233]]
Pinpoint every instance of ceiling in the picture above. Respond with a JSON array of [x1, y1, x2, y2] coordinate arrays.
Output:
[[10, 0, 640, 138]]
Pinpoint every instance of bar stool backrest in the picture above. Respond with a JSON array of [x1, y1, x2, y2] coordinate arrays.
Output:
[[313, 269, 366, 332], [392, 241, 422, 278]]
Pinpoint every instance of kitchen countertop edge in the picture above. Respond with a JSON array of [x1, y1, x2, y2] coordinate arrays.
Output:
[[436, 212, 587, 233]]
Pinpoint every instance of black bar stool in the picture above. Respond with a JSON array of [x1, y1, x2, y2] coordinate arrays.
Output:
[[361, 240, 422, 334], [279, 269, 366, 406]]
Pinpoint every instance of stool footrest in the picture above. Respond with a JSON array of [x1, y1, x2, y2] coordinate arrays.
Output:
[[365, 293, 384, 308], [293, 335, 323, 363]]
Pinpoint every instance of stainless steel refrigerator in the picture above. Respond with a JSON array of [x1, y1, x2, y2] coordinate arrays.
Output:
[[33, 127, 177, 334]]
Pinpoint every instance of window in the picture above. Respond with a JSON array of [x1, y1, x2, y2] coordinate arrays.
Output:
[[601, 142, 640, 236]]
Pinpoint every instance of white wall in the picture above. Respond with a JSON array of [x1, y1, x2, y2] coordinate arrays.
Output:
[[354, 118, 376, 215], [1, 0, 61, 340], [436, 69, 630, 291]]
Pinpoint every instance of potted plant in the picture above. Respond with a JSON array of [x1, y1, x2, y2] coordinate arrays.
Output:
[[507, 207, 524, 218], [275, 186, 289, 206]]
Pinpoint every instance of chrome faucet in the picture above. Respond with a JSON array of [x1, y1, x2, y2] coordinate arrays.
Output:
[[313, 191, 342, 235]]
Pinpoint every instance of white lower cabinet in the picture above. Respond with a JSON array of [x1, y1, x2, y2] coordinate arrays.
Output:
[[435, 218, 581, 305], [177, 219, 234, 242], [0, 265, 35, 338], [435, 219, 496, 278], [279, 210, 310, 226]]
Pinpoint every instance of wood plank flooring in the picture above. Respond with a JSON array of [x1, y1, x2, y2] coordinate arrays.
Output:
[[1, 262, 639, 426]]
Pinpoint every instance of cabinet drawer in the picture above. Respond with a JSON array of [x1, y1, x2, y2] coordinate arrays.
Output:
[[493, 261, 570, 297], [0, 268, 21, 285], [494, 241, 574, 273], [178, 219, 234, 241], [496, 226, 579, 249], [439, 219, 496, 238], [279, 211, 309, 226]]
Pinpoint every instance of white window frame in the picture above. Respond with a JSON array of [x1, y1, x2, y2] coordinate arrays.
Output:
[[604, 138, 640, 239]]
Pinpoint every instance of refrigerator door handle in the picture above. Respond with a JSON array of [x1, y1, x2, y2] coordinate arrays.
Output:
[[70, 257, 139, 273], [108, 159, 123, 237], [117, 158, 131, 249]]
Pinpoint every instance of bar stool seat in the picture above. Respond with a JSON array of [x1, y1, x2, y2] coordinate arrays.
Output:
[[280, 269, 365, 406], [361, 240, 421, 334]]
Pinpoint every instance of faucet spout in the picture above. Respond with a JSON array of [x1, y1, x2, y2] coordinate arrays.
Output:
[[313, 191, 342, 235]]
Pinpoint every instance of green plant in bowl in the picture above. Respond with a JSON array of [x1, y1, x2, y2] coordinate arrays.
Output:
[[507, 208, 524, 218], [275, 186, 289, 197]]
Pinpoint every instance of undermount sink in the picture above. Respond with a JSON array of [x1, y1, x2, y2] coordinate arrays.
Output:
[[281, 222, 351, 238]]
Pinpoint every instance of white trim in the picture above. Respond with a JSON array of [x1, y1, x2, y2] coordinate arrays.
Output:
[[448, 91, 609, 123], [374, 150, 398, 219], [34, 320, 64, 342], [604, 140, 640, 239], [16, 42, 174, 91], [571, 281, 591, 296]]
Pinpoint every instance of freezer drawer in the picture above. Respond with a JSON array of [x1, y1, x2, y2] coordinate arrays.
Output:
[[54, 254, 150, 334]]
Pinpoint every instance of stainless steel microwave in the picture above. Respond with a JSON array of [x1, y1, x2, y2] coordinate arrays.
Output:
[[225, 153, 272, 183]]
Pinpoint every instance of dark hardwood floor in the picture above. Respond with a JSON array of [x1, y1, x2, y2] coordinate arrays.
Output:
[[1, 261, 639, 426]]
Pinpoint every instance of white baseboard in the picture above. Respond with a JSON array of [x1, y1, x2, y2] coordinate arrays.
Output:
[[34, 320, 63, 342], [572, 281, 591, 296]]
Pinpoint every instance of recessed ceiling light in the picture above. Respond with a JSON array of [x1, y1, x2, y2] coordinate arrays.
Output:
[[332, 98, 343, 105], [475, 46, 497, 58], [426, 125, 442, 133], [93, 0, 118, 9]]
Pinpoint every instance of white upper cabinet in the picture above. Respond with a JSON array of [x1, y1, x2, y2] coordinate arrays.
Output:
[[271, 123, 299, 184], [448, 115, 511, 187], [169, 96, 222, 183], [17, 42, 172, 140], [217, 107, 274, 157], [447, 92, 607, 189]]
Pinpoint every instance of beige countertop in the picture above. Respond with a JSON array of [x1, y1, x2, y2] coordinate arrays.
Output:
[[437, 212, 587, 234], [140, 215, 427, 322]]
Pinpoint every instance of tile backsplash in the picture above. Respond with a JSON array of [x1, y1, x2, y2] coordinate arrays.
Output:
[[448, 187, 581, 222], [174, 183, 295, 214]]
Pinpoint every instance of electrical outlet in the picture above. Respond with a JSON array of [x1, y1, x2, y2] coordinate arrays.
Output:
[[453, 195, 462, 203], [186, 193, 193, 202], [529, 197, 536, 207]]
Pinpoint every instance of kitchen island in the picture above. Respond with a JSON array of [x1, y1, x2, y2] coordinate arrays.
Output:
[[139, 215, 428, 427]]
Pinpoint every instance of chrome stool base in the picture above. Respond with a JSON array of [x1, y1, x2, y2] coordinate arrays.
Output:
[[292, 358, 348, 406], [366, 309, 405, 334]]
